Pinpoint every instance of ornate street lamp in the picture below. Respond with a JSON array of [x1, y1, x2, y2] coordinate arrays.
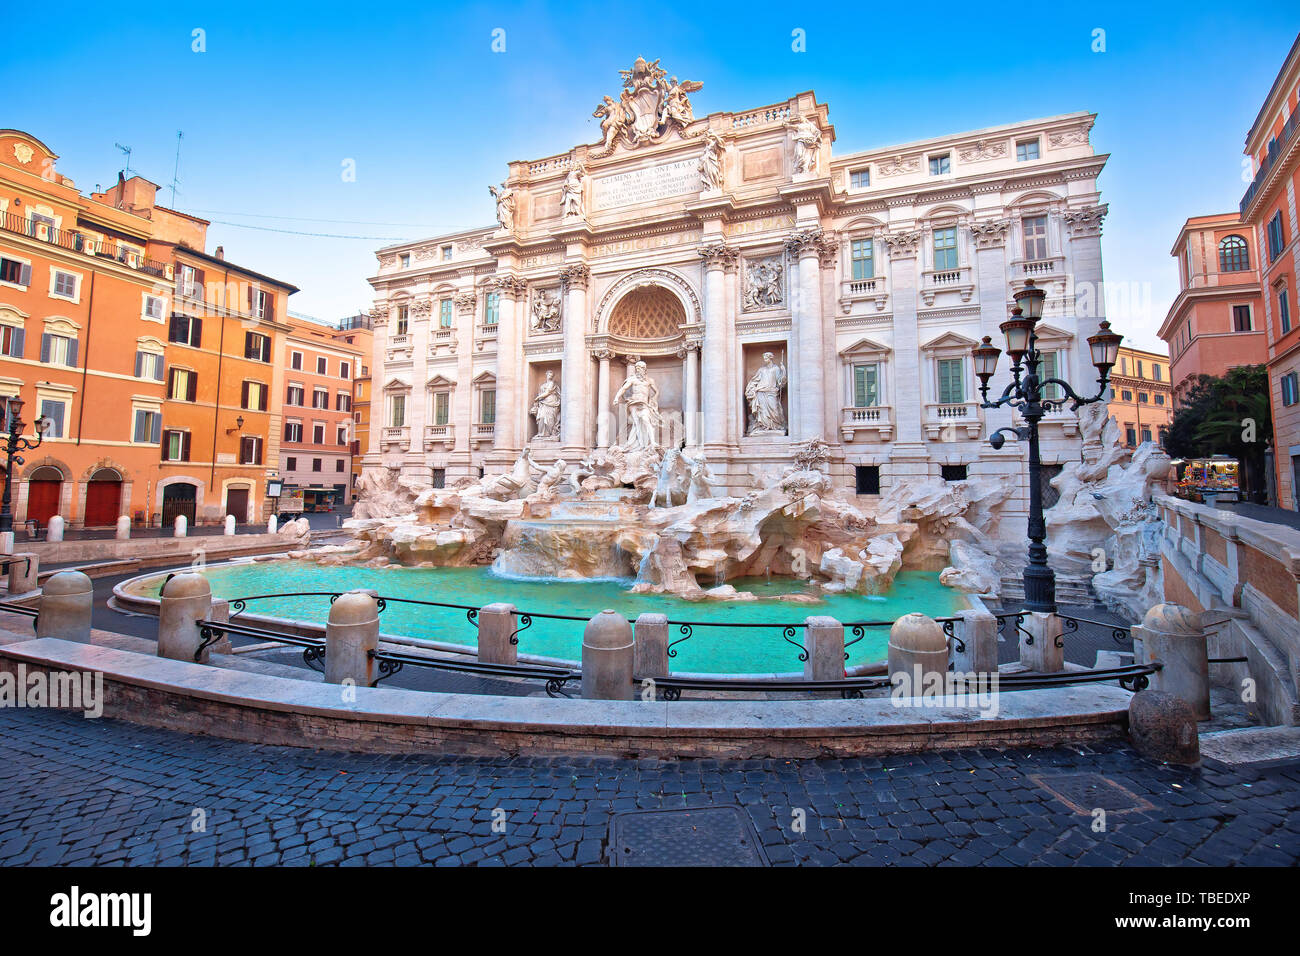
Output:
[[0, 397, 52, 536], [972, 280, 1124, 613]]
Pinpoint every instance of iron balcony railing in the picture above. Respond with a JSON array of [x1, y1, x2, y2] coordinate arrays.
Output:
[[1241, 108, 1300, 217], [0, 211, 171, 278]]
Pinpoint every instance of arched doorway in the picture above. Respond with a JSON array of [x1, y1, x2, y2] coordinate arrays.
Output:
[[26, 466, 64, 526], [83, 468, 123, 527], [162, 482, 197, 526]]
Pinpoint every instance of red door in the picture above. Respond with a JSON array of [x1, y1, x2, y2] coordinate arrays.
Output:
[[27, 480, 61, 525], [83, 480, 122, 527]]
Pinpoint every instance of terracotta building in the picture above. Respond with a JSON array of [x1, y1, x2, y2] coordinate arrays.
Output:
[[1158, 213, 1265, 406], [0, 130, 171, 528], [1240, 33, 1300, 508], [1106, 345, 1173, 449], [278, 314, 367, 510], [329, 313, 373, 500]]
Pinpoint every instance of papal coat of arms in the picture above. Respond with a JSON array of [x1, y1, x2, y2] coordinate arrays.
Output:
[[593, 57, 702, 156]]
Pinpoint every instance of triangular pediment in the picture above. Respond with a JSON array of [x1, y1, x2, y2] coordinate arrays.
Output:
[[839, 337, 891, 357], [426, 374, 456, 389], [921, 330, 979, 351], [382, 376, 411, 392], [1032, 323, 1073, 344]]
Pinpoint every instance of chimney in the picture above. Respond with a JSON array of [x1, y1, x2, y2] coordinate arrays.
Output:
[[214, 245, 225, 260]]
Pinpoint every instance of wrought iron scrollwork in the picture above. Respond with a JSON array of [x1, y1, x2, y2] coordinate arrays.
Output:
[[466, 608, 479, 629], [376, 597, 387, 613], [843, 624, 867, 661], [303, 645, 326, 671], [508, 613, 533, 646], [667, 624, 692, 659], [782, 626, 808, 663], [662, 686, 682, 702], [373, 657, 403, 685], [1118, 673, 1149, 692], [230, 599, 247, 618], [545, 675, 577, 698], [840, 687, 864, 699], [942, 619, 965, 654], [195, 622, 226, 661]]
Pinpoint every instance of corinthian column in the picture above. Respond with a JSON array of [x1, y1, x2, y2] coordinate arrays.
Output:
[[488, 274, 527, 455], [784, 230, 834, 442], [559, 263, 590, 454], [698, 243, 737, 452], [594, 349, 614, 449]]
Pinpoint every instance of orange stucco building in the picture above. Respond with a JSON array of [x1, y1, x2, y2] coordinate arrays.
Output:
[[0, 129, 301, 529], [1158, 213, 1266, 407], [1106, 345, 1173, 449], [90, 177, 299, 525], [0, 131, 172, 528], [1240, 33, 1300, 508], [278, 314, 368, 510]]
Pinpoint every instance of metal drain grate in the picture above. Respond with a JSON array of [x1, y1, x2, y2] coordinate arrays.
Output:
[[608, 806, 769, 867], [1031, 773, 1154, 814]]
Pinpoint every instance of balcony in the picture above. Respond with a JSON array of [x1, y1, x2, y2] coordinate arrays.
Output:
[[1017, 400, 1080, 438], [920, 266, 974, 306], [839, 405, 893, 442], [0, 211, 172, 278], [423, 423, 455, 452], [1241, 108, 1300, 217], [429, 328, 457, 355], [838, 275, 889, 313], [923, 401, 982, 440], [470, 422, 495, 449], [380, 426, 410, 451]]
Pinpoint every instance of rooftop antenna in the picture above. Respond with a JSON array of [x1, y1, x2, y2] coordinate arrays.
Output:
[[114, 142, 133, 178], [169, 130, 184, 207]]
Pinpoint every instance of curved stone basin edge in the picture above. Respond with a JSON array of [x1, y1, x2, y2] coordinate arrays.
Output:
[[0, 637, 1132, 758], [113, 561, 959, 680]]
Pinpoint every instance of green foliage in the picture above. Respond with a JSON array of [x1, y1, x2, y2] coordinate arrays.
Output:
[[1165, 366, 1271, 493]]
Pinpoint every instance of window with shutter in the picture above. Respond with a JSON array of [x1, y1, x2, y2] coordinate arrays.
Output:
[[852, 364, 878, 408], [937, 359, 964, 405]]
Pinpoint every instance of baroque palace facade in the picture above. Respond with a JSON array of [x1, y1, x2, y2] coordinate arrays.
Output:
[[364, 59, 1110, 521]]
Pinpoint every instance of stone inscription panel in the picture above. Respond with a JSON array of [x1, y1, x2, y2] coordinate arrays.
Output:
[[593, 158, 698, 210]]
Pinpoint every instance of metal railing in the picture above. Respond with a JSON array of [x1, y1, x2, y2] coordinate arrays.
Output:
[[0, 211, 171, 277]]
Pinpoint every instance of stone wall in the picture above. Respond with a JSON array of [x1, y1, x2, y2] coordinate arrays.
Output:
[[1157, 495, 1300, 725]]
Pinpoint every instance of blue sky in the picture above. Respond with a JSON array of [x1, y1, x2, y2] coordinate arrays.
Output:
[[3, 1, 1295, 349]]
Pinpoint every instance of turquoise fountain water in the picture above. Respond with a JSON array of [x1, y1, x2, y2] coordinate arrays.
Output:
[[135, 561, 968, 674]]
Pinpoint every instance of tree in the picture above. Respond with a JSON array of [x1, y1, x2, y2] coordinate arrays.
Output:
[[1164, 365, 1272, 497]]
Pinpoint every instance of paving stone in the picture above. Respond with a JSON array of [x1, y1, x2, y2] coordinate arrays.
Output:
[[0, 707, 1297, 867]]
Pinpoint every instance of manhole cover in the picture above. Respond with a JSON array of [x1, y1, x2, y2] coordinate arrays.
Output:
[[1031, 773, 1154, 814], [608, 806, 769, 867]]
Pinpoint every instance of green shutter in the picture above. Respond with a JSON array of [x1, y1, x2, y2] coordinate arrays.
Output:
[[938, 359, 964, 405]]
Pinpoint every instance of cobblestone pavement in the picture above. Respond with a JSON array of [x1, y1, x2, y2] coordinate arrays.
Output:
[[0, 708, 1296, 866]]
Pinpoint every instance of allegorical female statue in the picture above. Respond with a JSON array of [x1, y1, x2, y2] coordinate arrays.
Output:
[[745, 352, 787, 435], [530, 370, 561, 440], [613, 361, 661, 450], [488, 182, 515, 233]]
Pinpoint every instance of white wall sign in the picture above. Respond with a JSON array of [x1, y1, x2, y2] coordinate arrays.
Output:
[[592, 158, 698, 210]]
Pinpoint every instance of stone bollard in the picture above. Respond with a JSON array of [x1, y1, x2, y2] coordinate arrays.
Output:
[[804, 615, 845, 682], [1018, 611, 1064, 673], [633, 612, 669, 680], [1131, 604, 1210, 720], [157, 572, 213, 662], [324, 589, 380, 687], [953, 608, 998, 675], [888, 612, 948, 698], [115, 515, 130, 540], [47, 515, 64, 542], [477, 603, 518, 666], [224, 514, 236, 536], [267, 515, 278, 534], [0, 531, 12, 554], [582, 609, 634, 701], [1128, 690, 1200, 765], [36, 570, 93, 642], [174, 515, 187, 538], [7, 552, 39, 595]]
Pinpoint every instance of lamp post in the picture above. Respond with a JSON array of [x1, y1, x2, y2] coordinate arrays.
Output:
[[971, 280, 1123, 613], [0, 398, 52, 536]]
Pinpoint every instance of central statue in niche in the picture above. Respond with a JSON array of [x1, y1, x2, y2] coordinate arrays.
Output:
[[745, 351, 788, 435], [613, 360, 661, 450], [530, 370, 561, 441]]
